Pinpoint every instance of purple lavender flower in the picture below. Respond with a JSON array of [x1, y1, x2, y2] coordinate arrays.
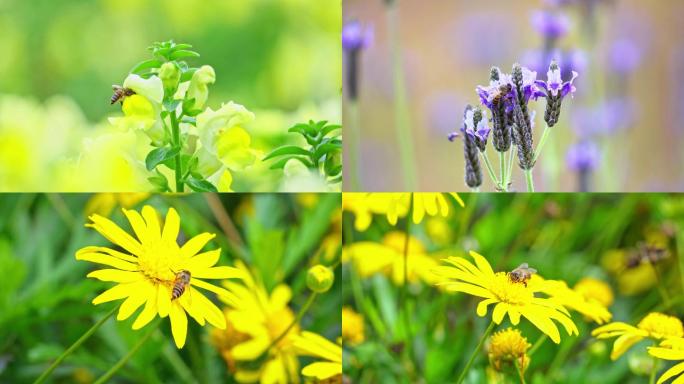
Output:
[[464, 107, 491, 152], [459, 105, 483, 188], [566, 140, 600, 192], [343, 20, 373, 101], [535, 61, 578, 127], [609, 39, 642, 74], [447, 131, 459, 142], [531, 10, 571, 40], [342, 21, 374, 52]]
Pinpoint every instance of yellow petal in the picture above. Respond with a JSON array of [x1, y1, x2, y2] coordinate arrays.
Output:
[[191, 278, 238, 303], [142, 205, 161, 241], [122, 208, 149, 245], [412, 201, 425, 224], [443, 282, 495, 299], [656, 362, 684, 384], [183, 249, 221, 270], [87, 269, 143, 283], [179, 287, 206, 326], [492, 303, 508, 324], [132, 285, 158, 330], [193, 288, 226, 329], [86, 214, 143, 255], [449, 192, 465, 207], [231, 332, 269, 360], [476, 298, 497, 317], [294, 331, 342, 362], [157, 284, 171, 318], [422, 194, 439, 216], [92, 283, 135, 305], [509, 308, 521, 325], [611, 334, 643, 360], [591, 322, 636, 337], [117, 281, 151, 320], [76, 251, 138, 271], [180, 233, 216, 258], [302, 362, 342, 380], [650, 346, 684, 361], [191, 266, 245, 280], [162, 207, 180, 244], [468, 251, 495, 277], [77, 246, 138, 263], [169, 301, 188, 348], [521, 307, 561, 344]]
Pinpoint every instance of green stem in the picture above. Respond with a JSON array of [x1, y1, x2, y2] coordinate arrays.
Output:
[[533, 125, 551, 164], [481, 152, 500, 189], [34, 305, 119, 384], [399, 194, 414, 355], [470, 187, 480, 192], [386, 1, 417, 189], [456, 321, 496, 384], [649, 354, 658, 384], [514, 358, 526, 384], [524, 169, 535, 192], [528, 334, 548, 356], [170, 111, 184, 192], [506, 147, 516, 189], [348, 100, 362, 190], [268, 292, 318, 351], [498, 152, 506, 192], [93, 319, 160, 384]]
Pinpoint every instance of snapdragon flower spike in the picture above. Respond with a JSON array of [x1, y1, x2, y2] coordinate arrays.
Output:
[[460, 105, 483, 188], [464, 107, 491, 152], [342, 20, 374, 101], [511, 64, 537, 170], [535, 61, 578, 127]]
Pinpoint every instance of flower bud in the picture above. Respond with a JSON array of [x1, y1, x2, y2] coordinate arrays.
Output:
[[306, 265, 334, 293], [186, 65, 216, 111], [159, 62, 181, 96]]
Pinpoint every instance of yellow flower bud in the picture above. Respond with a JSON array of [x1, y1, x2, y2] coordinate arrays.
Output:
[[159, 62, 181, 96], [306, 265, 334, 293], [186, 65, 216, 110]]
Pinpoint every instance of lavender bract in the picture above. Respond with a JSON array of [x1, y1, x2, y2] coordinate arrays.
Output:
[[535, 61, 578, 127], [459, 105, 483, 188], [464, 107, 491, 152], [477, 67, 514, 152]]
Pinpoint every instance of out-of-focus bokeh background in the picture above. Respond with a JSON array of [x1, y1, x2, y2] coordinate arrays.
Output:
[[343, 0, 684, 192], [0, 193, 341, 383], [0, 0, 341, 191]]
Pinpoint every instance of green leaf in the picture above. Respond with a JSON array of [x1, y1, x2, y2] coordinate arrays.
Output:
[[163, 99, 181, 113], [313, 143, 341, 161], [170, 50, 200, 60], [288, 123, 316, 137], [321, 124, 342, 137], [172, 43, 193, 51], [181, 116, 196, 125], [147, 170, 170, 192], [268, 156, 314, 170], [263, 146, 312, 161], [180, 68, 198, 82], [185, 176, 218, 192], [130, 59, 162, 74], [145, 146, 181, 171]]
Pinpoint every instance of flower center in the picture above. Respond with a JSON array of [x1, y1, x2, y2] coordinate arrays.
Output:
[[137, 238, 177, 282], [266, 307, 297, 349], [489, 328, 530, 359], [638, 312, 684, 339], [489, 272, 533, 305]]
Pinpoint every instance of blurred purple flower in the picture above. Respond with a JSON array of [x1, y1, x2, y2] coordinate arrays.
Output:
[[342, 20, 374, 52], [521, 48, 587, 82], [447, 132, 459, 142], [609, 39, 642, 74], [572, 97, 637, 137], [566, 141, 600, 172], [531, 10, 571, 40]]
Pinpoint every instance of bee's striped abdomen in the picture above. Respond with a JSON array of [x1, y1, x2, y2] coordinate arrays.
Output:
[[172, 284, 185, 300]]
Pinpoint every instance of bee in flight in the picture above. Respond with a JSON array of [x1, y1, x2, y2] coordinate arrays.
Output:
[[625, 242, 669, 269], [110, 85, 135, 105], [508, 263, 537, 287], [171, 270, 191, 301]]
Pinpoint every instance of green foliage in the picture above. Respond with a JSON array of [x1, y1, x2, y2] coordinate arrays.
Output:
[[264, 120, 342, 184]]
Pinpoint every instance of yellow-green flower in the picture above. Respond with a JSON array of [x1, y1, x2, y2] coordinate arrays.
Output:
[[75, 205, 244, 348], [196, 101, 256, 171], [108, 74, 165, 143], [342, 307, 365, 346], [433, 251, 579, 343], [488, 328, 531, 374], [293, 331, 342, 381], [186, 65, 216, 110], [648, 338, 684, 384], [215, 261, 300, 383], [593, 312, 684, 360]]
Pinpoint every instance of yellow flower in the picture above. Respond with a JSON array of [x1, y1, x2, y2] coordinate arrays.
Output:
[[488, 328, 531, 374], [433, 251, 579, 343], [215, 261, 300, 383], [75, 205, 244, 348], [342, 307, 365, 346], [531, 277, 612, 324], [383, 193, 464, 225], [306, 265, 335, 293], [343, 231, 440, 285], [341, 193, 386, 231], [573, 277, 614, 308], [648, 338, 684, 384], [84, 193, 149, 217], [293, 331, 342, 381], [592, 312, 684, 360]]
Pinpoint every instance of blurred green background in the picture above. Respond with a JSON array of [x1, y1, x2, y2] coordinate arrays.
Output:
[[0, 0, 341, 120], [343, 193, 684, 383], [0, 193, 341, 383]]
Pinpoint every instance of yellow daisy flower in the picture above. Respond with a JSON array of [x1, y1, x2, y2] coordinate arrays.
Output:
[[531, 276, 612, 324], [215, 261, 300, 383], [573, 277, 614, 308], [343, 231, 439, 285], [342, 307, 365, 346], [592, 312, 684, 360], [341, 193, 390, 231], [84, 192, 149, 217], [75, 205, 244, 348], [648, 338, 684, 384], [433, 251, 579, 343], [293, 331, 342, 382], [488, 328, 531, 374], [382, 192, 464, 225]]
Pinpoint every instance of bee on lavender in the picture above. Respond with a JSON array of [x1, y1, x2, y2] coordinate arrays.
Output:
[[110, 85, 135, 105]]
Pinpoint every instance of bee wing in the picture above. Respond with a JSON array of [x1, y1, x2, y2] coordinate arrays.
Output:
[[112, 85, 122, 91], [528, 267, 537, 274], [517, 263, 528, 269]]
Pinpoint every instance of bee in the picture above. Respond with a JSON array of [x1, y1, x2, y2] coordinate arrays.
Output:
[[171, 270, 191, 300], [110, 85, 136, 105], [625, 243, 669, 269], [508, 263, 537, 287]]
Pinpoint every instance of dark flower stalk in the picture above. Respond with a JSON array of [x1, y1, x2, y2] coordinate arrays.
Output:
[[511, 64, 536, 172], [459, 105, 483, 190]]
